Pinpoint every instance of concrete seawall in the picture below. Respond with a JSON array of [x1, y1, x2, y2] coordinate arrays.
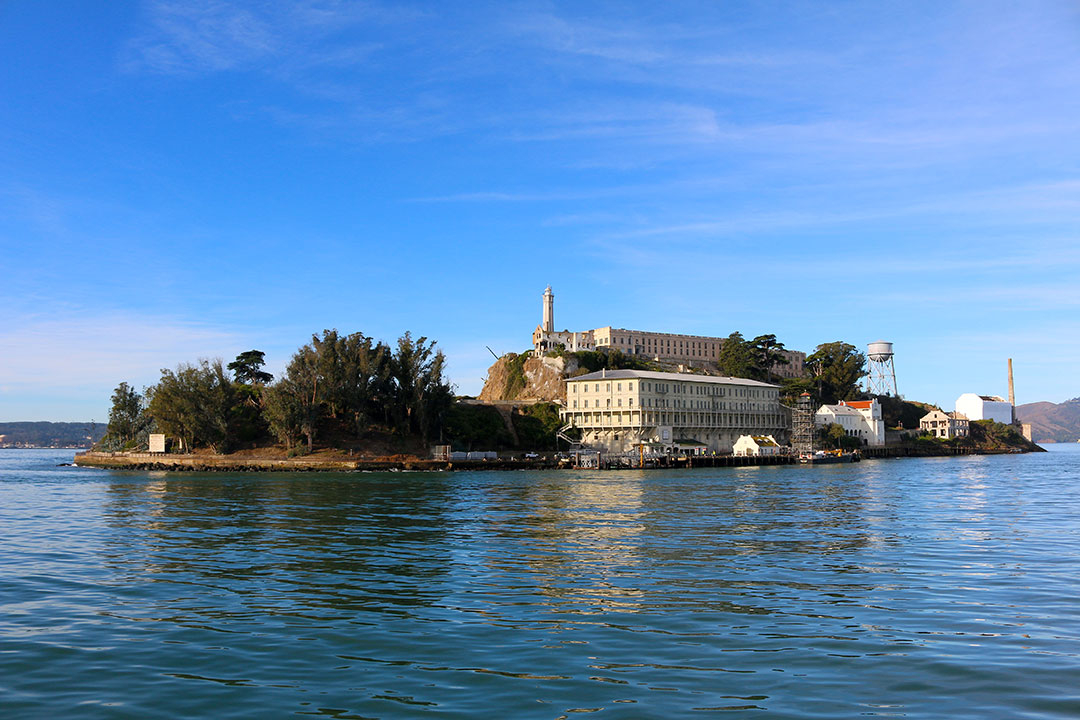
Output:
[[73, 451, 556, 472]]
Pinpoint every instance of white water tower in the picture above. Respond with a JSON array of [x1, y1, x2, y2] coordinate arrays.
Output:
[[866, 340, 898, 397]]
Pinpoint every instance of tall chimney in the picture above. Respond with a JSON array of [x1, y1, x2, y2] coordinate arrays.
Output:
[[1008, 358, 1016, 424], [1008, 358, 1015, 406]]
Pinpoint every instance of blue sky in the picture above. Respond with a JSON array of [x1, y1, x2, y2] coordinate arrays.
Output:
[[2, 1, 1079, 422]]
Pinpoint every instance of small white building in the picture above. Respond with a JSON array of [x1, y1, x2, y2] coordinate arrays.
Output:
[[815, 399, 885, 447], [919, 410, 969, 439], [733, 434, 781, 457], [955, 393, 1013, 424]]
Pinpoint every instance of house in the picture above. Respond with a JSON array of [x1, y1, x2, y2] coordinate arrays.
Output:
[[733, 434, 781, 456], [815, 399, 885, 446], [919, 409, 969, 439]]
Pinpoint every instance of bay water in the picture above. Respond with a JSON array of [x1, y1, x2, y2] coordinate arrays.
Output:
[[2, 447, 1079, 718]]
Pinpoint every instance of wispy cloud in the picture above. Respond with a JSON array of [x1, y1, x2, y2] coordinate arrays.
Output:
[[122, 0, 408, 76], [0, 311, 243, 392]]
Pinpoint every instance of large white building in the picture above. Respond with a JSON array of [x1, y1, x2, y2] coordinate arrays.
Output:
[[955, 393, 1013, 424], [814, 399, 885, 447], [560, 369, 787, 454], [531, 287, 805, 378]]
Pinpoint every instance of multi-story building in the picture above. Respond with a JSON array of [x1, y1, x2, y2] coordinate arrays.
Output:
[[560, 369, 788, 454], [919, 409, 969, 439], [814, 399, 885, 446], [531, 287, 805, 377]]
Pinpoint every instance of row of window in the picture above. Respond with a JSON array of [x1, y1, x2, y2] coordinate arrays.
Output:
[[571, 381, 778, 400], [570, 411, 783, 427], [571, 398, 760, 410]]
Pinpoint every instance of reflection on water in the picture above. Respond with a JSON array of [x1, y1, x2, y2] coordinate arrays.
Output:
[[3, 448, 1080, 719]]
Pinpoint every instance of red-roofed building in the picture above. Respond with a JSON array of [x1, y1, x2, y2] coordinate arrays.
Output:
[[815, 398, 885, 446]]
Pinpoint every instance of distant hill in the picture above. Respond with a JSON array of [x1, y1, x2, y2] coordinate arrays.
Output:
[[0, 422, 106, 448], [1016, 399, 1080, 443]]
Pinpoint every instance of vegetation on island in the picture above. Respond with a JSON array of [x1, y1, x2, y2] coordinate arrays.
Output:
[[715, 333, 867, 407], [98, 330, 572, 458], [98, 330, 455, 456], [907, 419, 1042, 453]]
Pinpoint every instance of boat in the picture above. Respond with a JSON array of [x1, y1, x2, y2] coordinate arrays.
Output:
[[799, 449, 860, 464]]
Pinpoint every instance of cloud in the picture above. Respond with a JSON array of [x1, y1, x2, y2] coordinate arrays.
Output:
[[125, 0, 279, 74], [122, 0, 406, 76], [0, 311, 244, 392]]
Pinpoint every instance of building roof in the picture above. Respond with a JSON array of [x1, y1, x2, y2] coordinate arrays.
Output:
[[817, 404, 863, 416], [568, 368, 778, 388], [840, 400, 874, 410]]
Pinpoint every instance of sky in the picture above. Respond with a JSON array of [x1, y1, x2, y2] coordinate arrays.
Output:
[[2, 0, 1080, 422]]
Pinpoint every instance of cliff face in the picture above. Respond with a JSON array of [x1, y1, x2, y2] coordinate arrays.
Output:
[[479, 353, 578, 404]]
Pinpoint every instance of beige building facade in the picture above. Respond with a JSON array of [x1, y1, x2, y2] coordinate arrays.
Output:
[[560, 369, 788, 454], [920, 410, 970, 439], [530, 287, 806, 378]]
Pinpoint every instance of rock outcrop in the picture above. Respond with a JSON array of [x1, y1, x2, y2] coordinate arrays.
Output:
[[479, 353, 578, 404]]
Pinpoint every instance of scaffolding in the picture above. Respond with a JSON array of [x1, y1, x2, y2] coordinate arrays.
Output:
[[791, 393, 815, 455]]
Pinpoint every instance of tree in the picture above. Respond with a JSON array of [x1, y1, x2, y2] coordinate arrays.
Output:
[[105, 382, 146, 447], [228, 350, 273, 386], [819, 422, 861, 450], [262, 345, 322, 453], [806, 342, 866, 405], [391, 332, 453, 440], [148, 359, 236, 453], [749, 334, 787, 382], [717, 332, 767, 380]]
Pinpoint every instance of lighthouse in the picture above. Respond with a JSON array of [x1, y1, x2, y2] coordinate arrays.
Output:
[[542, 286, 554, 332]]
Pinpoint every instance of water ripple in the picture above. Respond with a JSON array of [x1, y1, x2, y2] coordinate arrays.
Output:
[[3, 448, 1080, 718]]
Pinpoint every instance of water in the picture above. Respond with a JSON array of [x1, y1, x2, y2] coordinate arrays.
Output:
[[3, 447, 1080, 718]]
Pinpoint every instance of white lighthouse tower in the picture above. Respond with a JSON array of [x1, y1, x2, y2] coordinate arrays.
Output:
[[542, 285, 554, 332]]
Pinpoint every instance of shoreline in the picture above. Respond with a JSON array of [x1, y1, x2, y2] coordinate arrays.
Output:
[[73, 445, 1038, 473]]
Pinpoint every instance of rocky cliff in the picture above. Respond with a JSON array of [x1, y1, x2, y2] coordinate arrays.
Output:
[[479, 353, 579, 404]]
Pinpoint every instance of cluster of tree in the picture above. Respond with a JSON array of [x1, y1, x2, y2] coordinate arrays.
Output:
[[557, 348, 654, 374], [716, 333, 789, 382], [442, 402, 564, 451], [99, 330, 454, 455], [716, 334, 867, 406], [817, 422, 864, 451]]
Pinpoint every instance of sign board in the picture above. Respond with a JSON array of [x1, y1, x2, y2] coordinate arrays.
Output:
[[149, 434, 166, 453]]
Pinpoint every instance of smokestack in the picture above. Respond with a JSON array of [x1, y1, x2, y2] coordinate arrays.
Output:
[[1008, 358, 1015, 406], [1008, 358, 1016, 424]]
